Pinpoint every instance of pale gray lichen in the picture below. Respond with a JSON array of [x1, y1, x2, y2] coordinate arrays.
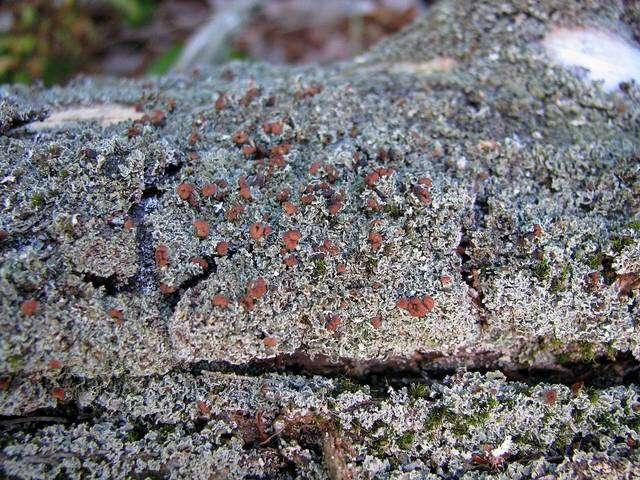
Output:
[[0, 0, 637, 374], [1, 0, 639, 476], [0, 371, 638, 479]]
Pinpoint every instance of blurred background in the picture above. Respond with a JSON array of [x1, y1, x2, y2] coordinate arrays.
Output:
[[0, 0, 428, 86]]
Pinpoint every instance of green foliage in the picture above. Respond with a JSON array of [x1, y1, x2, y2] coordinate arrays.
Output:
[[313, 259, 327, 277], [585, 387, 600, 404], [425, 405, 451, 431], [124, 424, 147, 443], [396, 431, 415, 450], [446, 417, 466, 436], [384, 203, 402, 218], [409, 383, 427, 399], [587, 252, 603, 269], [147, 43, 183, 75], [0, 1, 96, 85], [550, 264, 570, 293], [533, 259, 551, 281], [0, 0, 159, 85], [226, 48, 249, 61], [6, 354, 23, 369], [577, 341, 597, 363], [611, 236, 633, 253], [109, 0, 155, 27], [30, 192, 45, 208]]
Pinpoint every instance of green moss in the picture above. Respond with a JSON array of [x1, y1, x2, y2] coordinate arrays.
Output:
[[555, 351, 573, 365], [156, 422, 179, 442], [368, 385, 389, 401], [513, 435, 531, 446], [587, 253, 603, 269], [109, 0, 155, 27], [572, 407, 585, 424], [313, 259, 327, 277], [577, 341, 597, 363], [594, 412, 619, 431], [604, 344, 617, 360], [366, 256, 378, 276], [470, 410, 491, 426], [147, 43, 183, 75], [424, 405, 453, 431], [409, 383, 427, 399], [611, 236, 633, 253], [384, 203, 402, 218], [30, 192, 45, 208], [371, 435, 390, 457], [124, 425, 146, 443], [550, 264, 570, 293], [333, 376, 360, 395], [625, 417, 640, 432], [533, 259, 551, 281], [208, 385, 225, 395], [450, 417, 470, 436], [7, 354, 23, 369], [555, 341, 598, 364], [397, 431, 415, 450], [226, 48, 249, 61], [585, 387, 601, 405], [629, 221, 640, 232]]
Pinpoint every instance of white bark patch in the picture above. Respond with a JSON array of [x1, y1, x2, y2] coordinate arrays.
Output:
[[543, 27, 640, 92], [388, 57, 458, 75], [26, 104, 144, 131]]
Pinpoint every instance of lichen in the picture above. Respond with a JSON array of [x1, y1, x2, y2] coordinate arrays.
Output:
[[1, 371, 636, 479], [0, 0, 639, 475]]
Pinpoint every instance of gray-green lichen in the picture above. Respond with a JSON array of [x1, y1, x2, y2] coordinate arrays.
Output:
[[1, 0, 638, 379], [1, 371, 639, 479], [1, 0, 640, 475]]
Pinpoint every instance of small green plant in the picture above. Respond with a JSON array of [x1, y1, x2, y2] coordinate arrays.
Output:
[[409, 383, 427, 399], [424, 405, 451, 431], [577, 341, 597, 363], [109, 0, 155, 27], [147, 43, 183, 75], [550, 264, 570, 293], [587, 252, 602, 269], [365, 256, 378, 276], [30, 192, 45, 208], [7, 354, 23, 369], [397, 431, 415, 450], [0, 1, 97, 85], [533, 259, 551, 281], [611, 236, 633, 253], [313, 259, 326, 277], [226, 48, 249, 61], [450, 416, 470, 436], [384, 203, 402, 218]]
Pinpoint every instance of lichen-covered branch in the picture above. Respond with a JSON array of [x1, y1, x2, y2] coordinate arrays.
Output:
[[1, 0, 639, 477]]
